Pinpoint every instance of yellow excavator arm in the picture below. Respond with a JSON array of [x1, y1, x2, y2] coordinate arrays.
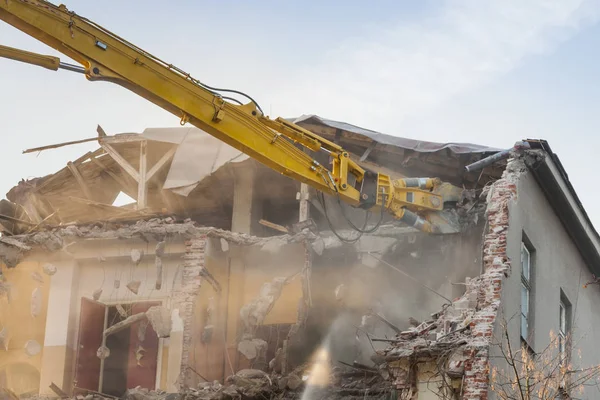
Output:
[[0, 0, 462, 234]]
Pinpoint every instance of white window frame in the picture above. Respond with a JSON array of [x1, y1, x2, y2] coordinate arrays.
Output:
[[559, 296, 570, 364], [521, 242, 532, 342]]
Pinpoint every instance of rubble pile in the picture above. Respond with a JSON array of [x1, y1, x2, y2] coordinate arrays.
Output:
[[371, 277, 480, 392]]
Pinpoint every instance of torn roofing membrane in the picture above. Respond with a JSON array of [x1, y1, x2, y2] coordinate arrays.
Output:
[[143, 116, 500, 198], [141, 127, 249, 196], [292, 115, 502, 154]]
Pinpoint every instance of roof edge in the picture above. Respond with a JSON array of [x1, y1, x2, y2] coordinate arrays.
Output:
[[526, 147, 600, 276]]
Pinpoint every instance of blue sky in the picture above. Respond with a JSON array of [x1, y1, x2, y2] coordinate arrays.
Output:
[[1, 0, 600, 227]]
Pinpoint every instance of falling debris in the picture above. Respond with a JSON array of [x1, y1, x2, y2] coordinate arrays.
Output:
[[146, 305, 171, 338], [240, 277, 288, 334], [24, 339, 41, 356], [104, 312, 146, 337], [127, 280, 141, 295], [42, 262, 57, 276], [31, 271, 44, 283], [31, 287, 42, 317], [92, 288, 103, 301], [131, 249, 144, 265], [154, 256, 163, 290], [114, 279, 120, 289], [238, 336, 268, 361], [135, 345, 146, 366], [137, 319, 149, 342], [97, 345, 110, 360], [201, 297, 216, 344], [334, 284, 345, 302], [155, 240, 165, 257], [116, 304, 128, 318]]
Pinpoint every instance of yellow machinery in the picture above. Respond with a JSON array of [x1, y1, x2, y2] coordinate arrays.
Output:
[[0, 0, 463, 234]]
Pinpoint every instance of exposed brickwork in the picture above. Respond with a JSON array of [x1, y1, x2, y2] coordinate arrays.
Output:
[[462, 158, 523, 399], [173, 235, 207, 388]]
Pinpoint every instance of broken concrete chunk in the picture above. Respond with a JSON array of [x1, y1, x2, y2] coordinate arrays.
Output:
[[42, 263, 57, 276], [446, 350, 468, 378], [31, 271, 44, 283], [93, 288, 103, 301], [237, 338, 267, 360], [130, 249, 144, 265], [155, 241, 166, 257], [239, 277, 288, 333], [146, 306, 171, 338], [219, 238, 229, 252], [135, 345, 146, 366], [125, 387, 152, 400], [155, 256, 163, 290], [126, 280, 141, 295], [97, 345, 110, 360], [31, 287, 42, 317], [24, 340, 41, 356], [334, 284, 345, 301], [0, 327, 9, 351], [0, 243, 24, 268], [311, 238, 325, 256]]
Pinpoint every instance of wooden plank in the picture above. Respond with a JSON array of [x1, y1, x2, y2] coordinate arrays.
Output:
[[89, 156, 138, 198], [101, 143, 140, 182], [49, 382, 68, 398], [0, 213, 36, 226], [22, 130, 143, 154], [23, 138, 98, 154], [67, 161, 93, 200], [259, 218, 288, 233], [68, 196, 132, 212], [137, 141, 148, 209], [102, 133, 144, 144], [146, 145, 176, 181], [359, 140, 377, 162]]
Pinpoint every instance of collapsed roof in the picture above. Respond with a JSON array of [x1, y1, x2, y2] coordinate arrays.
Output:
[[0, 115, 511, 235]]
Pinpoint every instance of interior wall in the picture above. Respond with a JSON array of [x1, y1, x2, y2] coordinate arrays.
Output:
[[0, 261, 51, 396], [294, 225, 484, 367], [189, 240, 305, 385]]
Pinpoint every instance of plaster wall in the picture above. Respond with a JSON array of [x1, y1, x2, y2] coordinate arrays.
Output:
[[493, 169, 600, 399]]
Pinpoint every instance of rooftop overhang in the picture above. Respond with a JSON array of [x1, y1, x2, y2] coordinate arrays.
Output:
[[525, 142, 600, 276]]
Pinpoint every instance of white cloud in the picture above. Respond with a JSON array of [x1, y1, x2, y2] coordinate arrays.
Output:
[[271, 0, 600, 132]]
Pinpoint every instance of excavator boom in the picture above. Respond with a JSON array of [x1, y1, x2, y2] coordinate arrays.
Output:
[[0, 0, 463, 234]]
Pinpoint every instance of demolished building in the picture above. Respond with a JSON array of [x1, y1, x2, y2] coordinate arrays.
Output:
[[1, 115, 599, 400]]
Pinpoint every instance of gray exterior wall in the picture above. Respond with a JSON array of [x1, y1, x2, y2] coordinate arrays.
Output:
[[490, 167, 600, 398]]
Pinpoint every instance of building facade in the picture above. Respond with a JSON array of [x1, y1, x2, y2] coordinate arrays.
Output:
[[0, 117, 598, 399]]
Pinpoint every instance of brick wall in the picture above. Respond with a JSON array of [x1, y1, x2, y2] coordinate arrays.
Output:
[[173, 235, 207, 388], [461, 158, 522, 399]]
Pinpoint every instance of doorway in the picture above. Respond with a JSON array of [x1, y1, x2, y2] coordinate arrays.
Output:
[[74, 299, 161, 397]]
